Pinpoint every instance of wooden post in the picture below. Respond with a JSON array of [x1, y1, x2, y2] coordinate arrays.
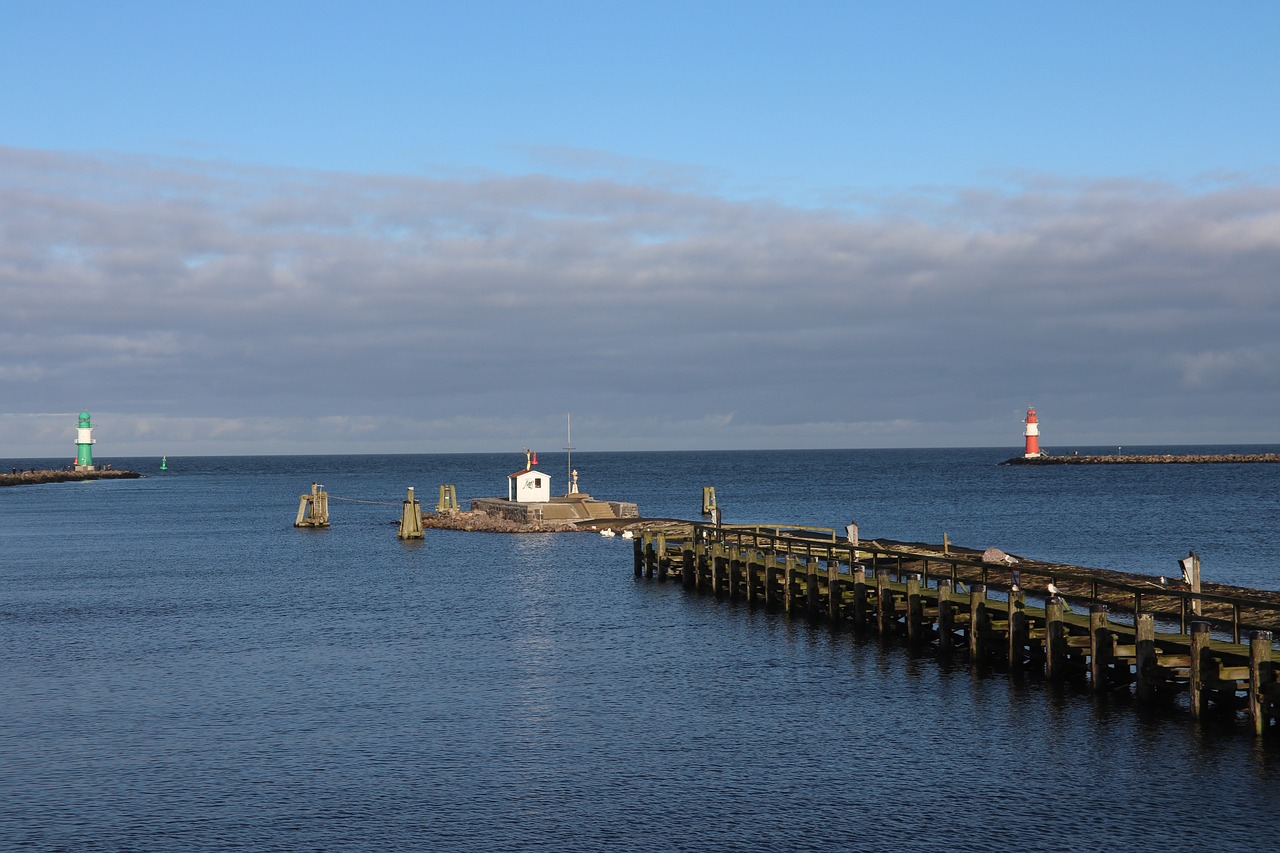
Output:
[[877, 568, 894, 636], [852, 565, 868, 631], [1007, 589, 1026, 671], [906, 574, 923, 646], [763, 552, 776, 609], [1189, 621, 1211, 720], [784, 554, 797, 614], [806, 557, 820, 616], [710, 541, 722, 595], [1249, 630, 1274, 735], [634, 533, 644, 578], [827, 559, 842, 625], [685, 538, 699, 589], [967, 584, 987, 662], [1045, 597, 1066, 680], [937, 580, 954, 653], [1135, 613, 1156, 703], [1089, 604, 1111, 693]]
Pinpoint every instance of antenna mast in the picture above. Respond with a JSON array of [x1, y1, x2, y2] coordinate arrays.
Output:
[[565, 413, 573, 492]]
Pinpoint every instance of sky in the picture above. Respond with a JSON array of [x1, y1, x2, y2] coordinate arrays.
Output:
[[2, 2, 1279, 457]]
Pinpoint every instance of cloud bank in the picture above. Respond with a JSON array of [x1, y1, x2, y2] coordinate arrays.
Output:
[[2, 147, 1278, 457]]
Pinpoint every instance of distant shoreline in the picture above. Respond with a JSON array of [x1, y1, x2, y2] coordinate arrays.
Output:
[[1002, 453, 1280, 465], [1, 468, 142, 487]]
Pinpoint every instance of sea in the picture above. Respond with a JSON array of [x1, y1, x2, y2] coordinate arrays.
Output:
[[3, 446, 1279, 851]]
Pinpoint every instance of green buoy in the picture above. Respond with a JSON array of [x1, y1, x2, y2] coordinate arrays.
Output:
[[160, 455, 168, 471]]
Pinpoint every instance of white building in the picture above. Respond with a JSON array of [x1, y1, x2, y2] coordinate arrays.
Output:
[[508, 461, 551, 503]]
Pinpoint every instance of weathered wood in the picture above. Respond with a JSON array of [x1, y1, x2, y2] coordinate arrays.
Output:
[[640, 527, 1280, 737], [1135, 613, 1156, 703], [906, 574, 923, 646], [968, 584, 988, 662], [877, 569, 894, 636], [1189, 621, 1211, 720], [784, 554, 797, 615], [852, 565, 868, 631], [1007, 591, 1027, 670], [763, 551, 776, 609], [1089, 604, 1112, 692], [806, 557, 820, 616], [827, 559, 842, 624], [1250, 630, 1273, 734], [937, 580, 954, 653]]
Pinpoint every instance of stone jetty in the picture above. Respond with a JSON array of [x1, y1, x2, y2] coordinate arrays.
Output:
[[1, 468, 142, 487], [1002, 452, 1280, 465]]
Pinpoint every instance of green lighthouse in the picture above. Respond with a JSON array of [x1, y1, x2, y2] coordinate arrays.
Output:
[[75, 411, 95, 471]]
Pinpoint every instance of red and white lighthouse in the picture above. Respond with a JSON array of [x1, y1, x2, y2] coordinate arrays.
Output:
[[1023, 408, 1041, 458]]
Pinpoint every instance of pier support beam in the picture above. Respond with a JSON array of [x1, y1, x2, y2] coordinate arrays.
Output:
[[1089, 604, 1113, 692], [1250, 630, 1274, 734], [1189, 621, 1212, 720]]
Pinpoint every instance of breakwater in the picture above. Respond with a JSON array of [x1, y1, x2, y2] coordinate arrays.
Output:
[[1003, 452, 1280, 465], [636, 524, 1280, 734], [1, 468, 141, 487]]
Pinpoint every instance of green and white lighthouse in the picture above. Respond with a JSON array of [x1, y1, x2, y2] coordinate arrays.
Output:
[[74, 411, 96, 471]]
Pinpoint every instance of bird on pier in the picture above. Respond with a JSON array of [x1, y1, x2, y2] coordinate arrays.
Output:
[[1047, 582, 1061, 598]]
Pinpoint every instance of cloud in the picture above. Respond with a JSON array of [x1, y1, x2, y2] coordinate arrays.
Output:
[[2, 146, 1279, 456]]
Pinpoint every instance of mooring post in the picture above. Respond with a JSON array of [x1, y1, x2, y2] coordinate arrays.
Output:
[[1189, 621, 1212, 720], [906, 574, 923, 646], [1007, 589, 1027, 671], [397, 487, 424, 540], [1249, 630, 1274, 735], [852, 565, 868, 631], [656, 533, 667, 582], [1135, 613, 1157, 703], [968, 584, 988, 662], [710, 541, 723, 595], [937, 579, 954, 653], [634, 533, 644, 578], [1089, 604, 1112, 692]]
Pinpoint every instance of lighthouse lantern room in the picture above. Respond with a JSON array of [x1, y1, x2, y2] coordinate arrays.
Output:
[[75, 411, 96, 471]]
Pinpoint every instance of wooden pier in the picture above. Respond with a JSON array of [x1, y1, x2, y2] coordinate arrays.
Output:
[[634, 524, 1280, 735]]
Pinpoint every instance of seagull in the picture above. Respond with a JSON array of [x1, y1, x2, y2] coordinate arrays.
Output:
[[1047, 582, 1061, 597], [600, 528, 616, 538], [1158, 576, 1167, 587]]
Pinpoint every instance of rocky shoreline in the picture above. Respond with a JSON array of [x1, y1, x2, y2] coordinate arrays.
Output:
[[0, 468, 142, 487]]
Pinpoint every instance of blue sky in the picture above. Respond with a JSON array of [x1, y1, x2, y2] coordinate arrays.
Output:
[[2, 2, 1279, 456]]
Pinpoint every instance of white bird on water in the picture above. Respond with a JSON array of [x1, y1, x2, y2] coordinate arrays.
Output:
[[621, 530, 634, 540], [600, 528, 616, 538]]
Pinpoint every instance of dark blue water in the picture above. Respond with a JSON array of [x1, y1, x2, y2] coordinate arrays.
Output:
[[3, 449, 1279, 850]]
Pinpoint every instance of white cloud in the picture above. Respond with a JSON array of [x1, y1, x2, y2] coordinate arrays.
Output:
[[2, 147, 1279, 456]]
